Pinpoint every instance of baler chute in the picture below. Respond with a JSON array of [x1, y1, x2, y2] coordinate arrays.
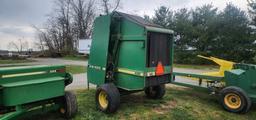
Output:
[[198, 55, 234, 77]]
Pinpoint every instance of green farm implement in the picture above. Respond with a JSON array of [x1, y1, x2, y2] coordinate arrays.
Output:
[[88, 11, 256, 114], [172, 55, 255, 113], [0, 65, 77, 119], [88, 12, 173, 113]]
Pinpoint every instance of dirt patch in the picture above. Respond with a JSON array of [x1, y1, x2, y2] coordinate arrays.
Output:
[[153, 100, 177, 114], [166, 84, 192, 91], [121, 93, 146, 104]]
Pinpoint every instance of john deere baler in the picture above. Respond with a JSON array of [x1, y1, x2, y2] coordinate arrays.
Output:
[[87, 12, 174, 113]]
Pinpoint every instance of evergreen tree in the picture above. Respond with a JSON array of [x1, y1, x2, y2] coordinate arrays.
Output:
[[152, 6, 173, 28], [191, 4, 218, 54], [216, 3, 255, 62], [151, 4, 255, 64]]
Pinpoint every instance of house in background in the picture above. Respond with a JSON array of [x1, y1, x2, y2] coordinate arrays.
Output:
[[0, 49, 34, 59], [78, 39, 92, 55]]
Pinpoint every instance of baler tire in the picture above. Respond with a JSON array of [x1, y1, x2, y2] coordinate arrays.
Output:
[[242, 93, 252, 113], [96, 83, 120, 113], [60, 91, 78, 118], [220, 86, 251, 113], [145, 84, 165, 99]]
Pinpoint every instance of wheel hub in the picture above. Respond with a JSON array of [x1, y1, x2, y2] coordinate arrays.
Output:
[[224, 93, 241, 109], [99, 91, 108, 109]]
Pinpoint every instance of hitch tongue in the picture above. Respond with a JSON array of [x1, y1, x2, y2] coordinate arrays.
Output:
[[197, 55, 235, 77]]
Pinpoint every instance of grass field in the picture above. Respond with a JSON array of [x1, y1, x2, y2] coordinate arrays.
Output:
[[66, 65, 87, 74], [30, 85, 256, 120], [0, 59, 35, 64]]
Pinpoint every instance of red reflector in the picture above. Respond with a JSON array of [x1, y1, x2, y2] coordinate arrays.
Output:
[[56, 69, 65, 73], [155, 62, 164, 76]]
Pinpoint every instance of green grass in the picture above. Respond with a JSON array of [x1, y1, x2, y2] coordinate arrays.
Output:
[[0, 59, 35, 64], [29, 85, 256, 120], [66, 65, 87, 74], [174, 64, 218, 70], [63, 55, 88, 61]]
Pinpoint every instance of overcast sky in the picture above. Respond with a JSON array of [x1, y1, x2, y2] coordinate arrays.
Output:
[[0, 0, 248, 50]]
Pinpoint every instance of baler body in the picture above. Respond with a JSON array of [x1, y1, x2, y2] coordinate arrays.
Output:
[[88, 12, 174, 91]]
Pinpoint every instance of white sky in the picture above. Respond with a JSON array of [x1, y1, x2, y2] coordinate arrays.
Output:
[[119, 0, 248, 16], [0, 0, 248, 50]]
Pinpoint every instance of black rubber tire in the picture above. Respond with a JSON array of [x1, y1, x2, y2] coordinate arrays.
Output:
[[95, 83, 120, 113], [144, 84, 166, 99], [219, 86, 251, 113], [60, 91, 78, 118]]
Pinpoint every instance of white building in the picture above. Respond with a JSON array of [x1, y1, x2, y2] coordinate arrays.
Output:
[[78, 39, 92, 55]]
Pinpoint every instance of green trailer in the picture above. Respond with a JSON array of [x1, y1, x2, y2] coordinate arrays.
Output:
[[0, 65, 77, 119], [172, 56, 256, 113], [88, 11, 256, 114]]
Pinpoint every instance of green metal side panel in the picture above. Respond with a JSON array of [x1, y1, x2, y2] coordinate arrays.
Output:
[[115, 41, 146, 90], [173, 72, 223, 81], [115, 74, 144, 90], [117, 41, 145, 70], [0, 72, 66, 84], [224, 64, 256, 102], [88, 15, 111, 85], [115, 19, 146, 90], [0, 65, 65, 75], [225, 69, 256, 102], [0, 65, 71, 120], [121, 19, 146, 41], [0, 65, 70, 106], [0, 78, 65, 106]]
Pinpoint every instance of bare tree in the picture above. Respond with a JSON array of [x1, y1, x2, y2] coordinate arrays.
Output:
[[101, 0, 121, 14], [55, 0, 74, 54], [71, 0, 96, 50], [71, 0, 95, 39], [8, 38, 28, 54], [34, 0, 74, 55], [34, 38, 45, 51], [33, 26, 50, 51], [34, 0, 97, 56], [33, 0, 122, 56]]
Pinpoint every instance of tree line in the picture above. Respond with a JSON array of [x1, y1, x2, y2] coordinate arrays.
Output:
[[148, 2, 256, 64], [35, 0, 256, 64]]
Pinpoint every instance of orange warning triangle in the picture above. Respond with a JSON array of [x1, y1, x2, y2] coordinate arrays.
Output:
[[155, 61, 164, 76]]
